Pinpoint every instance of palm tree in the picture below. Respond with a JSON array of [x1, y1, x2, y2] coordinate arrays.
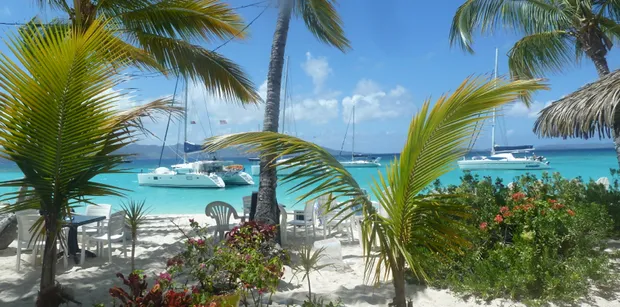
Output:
[[35, 0, 260, 103], [256, 0, 351, 226], [450, 0, 620, 79], [0, 18, 181, 305], [120, 199, 150, 273], [205, 77, 546, 306]]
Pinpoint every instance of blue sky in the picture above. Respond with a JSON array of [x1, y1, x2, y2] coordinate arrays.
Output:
[[0, 1, 618, 153]]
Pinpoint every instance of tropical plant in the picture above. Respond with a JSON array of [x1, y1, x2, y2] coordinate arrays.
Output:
[[450, 0, 620, 79], [120, 199, 151, 272], [292, 245, 331, 300], [255, 0, 351, 227], [35, 0, 260, 103], [0, 18, 181, 305], [204, 76, 546, 306]]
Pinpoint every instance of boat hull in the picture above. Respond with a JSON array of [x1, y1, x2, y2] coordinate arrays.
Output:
[[341, 162, 381, 168], [218, 171, 254, 185], [457, 160, 550, 170], [137, 173, 225, 188]]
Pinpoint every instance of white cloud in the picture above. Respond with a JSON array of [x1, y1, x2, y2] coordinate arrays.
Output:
[[284, 97, 339, 125], [505, 101, 551, 118], [341, 80, 414, 122], [301, 52, 332, 94]]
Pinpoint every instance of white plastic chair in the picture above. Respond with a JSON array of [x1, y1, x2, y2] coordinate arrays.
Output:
[[205, 201, 243, 241], [242, 196, 252, 220], [15, 214, 45, 271], [80, 204, 112, 233], [87, 210, 126, 264], [278, 204, 288, 245], [288, 200, 316, 243], [322, 207, 355, 242]]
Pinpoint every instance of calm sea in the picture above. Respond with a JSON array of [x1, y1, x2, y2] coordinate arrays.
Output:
[[0, 149, 616, 214]]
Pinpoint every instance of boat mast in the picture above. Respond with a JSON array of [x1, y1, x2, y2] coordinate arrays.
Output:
[[491, 48, 498, 156], [281, 56, 289, 134], [183, 79, 188, 163], [352, 104, 355, 162]]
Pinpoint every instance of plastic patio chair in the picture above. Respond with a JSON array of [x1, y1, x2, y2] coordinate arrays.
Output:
[[205, 201, 244, 241], [288, 200, 316, 243], [15, 214, 68, 271], [242, 196, 252, 220], [87, 210, 126, 264]]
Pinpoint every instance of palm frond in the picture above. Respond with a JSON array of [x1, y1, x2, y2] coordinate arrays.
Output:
[[507, 30, 575, 80], [103, 0, 246, 42], [127, 31, 260, 104], [295, 0, 351, 52], [450, 0, 572, 53], [205, 76, 547, 286]]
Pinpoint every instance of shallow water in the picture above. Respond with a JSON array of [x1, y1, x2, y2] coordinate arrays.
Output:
[[0, 148, 615, 213]]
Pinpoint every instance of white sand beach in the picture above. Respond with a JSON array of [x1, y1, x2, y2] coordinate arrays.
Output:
[[0, 214, 618, 306]]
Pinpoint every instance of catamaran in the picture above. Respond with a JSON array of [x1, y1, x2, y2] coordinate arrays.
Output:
[[138, 80, 253, 187], [457, 49, 550, 171], [339, 104, 381, 168]]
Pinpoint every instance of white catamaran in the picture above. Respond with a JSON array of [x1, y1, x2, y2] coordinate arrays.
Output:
[[138, 81, 254, 187], [457, 49, 550, 171], [340, 104, 381, 168]]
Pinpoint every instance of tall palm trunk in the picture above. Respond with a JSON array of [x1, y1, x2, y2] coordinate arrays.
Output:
[[579, 27, 611, 77], [256, 0, 293, 225]]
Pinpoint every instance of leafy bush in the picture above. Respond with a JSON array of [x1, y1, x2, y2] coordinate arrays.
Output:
[[109, 220, 288, 307], [420, 172, 617, 305]]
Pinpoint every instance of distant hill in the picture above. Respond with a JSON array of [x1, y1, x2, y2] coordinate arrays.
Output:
[[118, 143, 360, 160]]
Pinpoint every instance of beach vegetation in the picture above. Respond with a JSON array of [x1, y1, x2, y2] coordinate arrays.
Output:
[[418, 173, 617, 305], [254, 0, 350, 230], [110, 220, 287, 307], [0, 17, 180, 306], [120, 199, 151, 273], [204, 76, 547, 307], [291, 245, 331, 301], [35, 0, 260, 104]]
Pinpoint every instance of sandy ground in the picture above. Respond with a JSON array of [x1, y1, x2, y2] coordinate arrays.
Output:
[[0, 214, 618, 306]]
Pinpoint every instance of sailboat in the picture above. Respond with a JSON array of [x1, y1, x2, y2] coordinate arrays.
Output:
[[250, 56, 305, 177], [137, 80, 254, 187], [340, 104, 381, 168], [457, 49, 550, 171]]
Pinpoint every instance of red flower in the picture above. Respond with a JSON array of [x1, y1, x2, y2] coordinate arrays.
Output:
[[566, 209, 575, 216], [552, 203, 565, 210], [189, 218, 195, 223], [500, 206, 509, 214], [548, 199, 557, 204], [479, 222, 488, 231], [494, 214, 503, 224], [511, 192, 526, 201], [197, 239, 205, 246]]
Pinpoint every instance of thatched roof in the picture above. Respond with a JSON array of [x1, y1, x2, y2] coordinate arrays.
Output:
[[534, 69, 620, 139]]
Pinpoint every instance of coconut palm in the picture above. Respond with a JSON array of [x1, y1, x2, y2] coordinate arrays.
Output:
[[450, 0, 620, 79], [0, 18, 181, 305], [255, 0, 350, 226], [35, 0, 260, 103], [204, 77, 546, 306]]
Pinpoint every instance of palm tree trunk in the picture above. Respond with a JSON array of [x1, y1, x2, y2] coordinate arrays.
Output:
[[588, 50, 610, 77], [579, 28, 611, 78], [131, 232, 137, 272], [391, 256, 407, 307], [40, 216, 58, 293], [256, 0, 293, 225]]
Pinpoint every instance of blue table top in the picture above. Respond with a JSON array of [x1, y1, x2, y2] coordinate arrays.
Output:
[[64, 215, 106, 227]]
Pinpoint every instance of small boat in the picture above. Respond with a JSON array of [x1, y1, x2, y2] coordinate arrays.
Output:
[[339, 105, 380, 168], [172, 159, 254, 186]]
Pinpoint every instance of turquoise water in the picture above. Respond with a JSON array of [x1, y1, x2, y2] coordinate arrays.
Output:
[[0, 149, 616, 214]]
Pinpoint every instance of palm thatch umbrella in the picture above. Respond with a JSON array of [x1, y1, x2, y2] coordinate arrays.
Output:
[[534, 69, 620, 165]]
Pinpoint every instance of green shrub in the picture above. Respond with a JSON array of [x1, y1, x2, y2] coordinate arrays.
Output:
[[420, 172, 617, 305]]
